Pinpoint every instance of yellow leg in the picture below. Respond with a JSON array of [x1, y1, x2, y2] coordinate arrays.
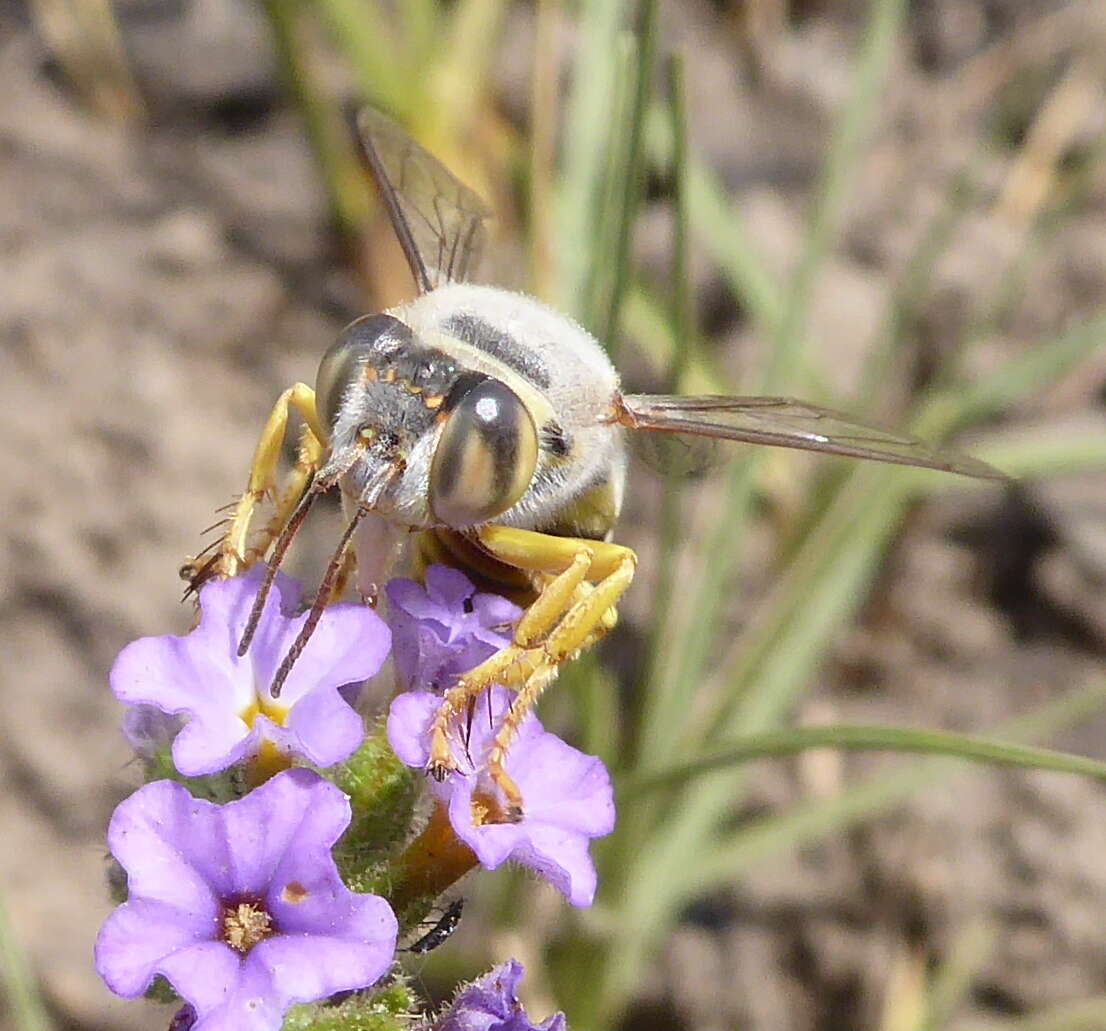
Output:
[[242, 423, 325, 568], [185, 383, 323, 586], [426, 526, 636, 816]]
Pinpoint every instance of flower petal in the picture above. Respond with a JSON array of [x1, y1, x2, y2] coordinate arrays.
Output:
[[248, 926, 395, 1008], [189, 953, 284, 1031], [386, 691, 439, 767], [94, 899, 218, 997], [281, 686, 365, 768], [250, 601, 391, 707], [157, 941, 245, 1015], [509, 733, 616, 838], [425, 565, 480, 608], [214, 769, 343, 897], [386, 577, 446, 621], [106, 780, 230, 905]]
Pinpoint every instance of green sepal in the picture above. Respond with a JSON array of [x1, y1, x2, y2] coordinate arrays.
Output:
[[142, 975, 180, 1005], [142, 745, 250, 803], [324, 721, 420, 883], [281, 975, 418, 1031]]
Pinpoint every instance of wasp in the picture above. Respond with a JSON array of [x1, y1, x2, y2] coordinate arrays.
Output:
[[193, 109, 1004, 817]]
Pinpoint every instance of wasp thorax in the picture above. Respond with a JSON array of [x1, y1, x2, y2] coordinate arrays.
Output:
[[429, 373, 537, 527], [315, 313, 414, 439]]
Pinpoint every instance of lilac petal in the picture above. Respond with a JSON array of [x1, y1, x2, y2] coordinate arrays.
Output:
[[248, 601, 390, 707], [189, 567, 286, 652], [425, 565, 479, 608], [268, 875, 396, 944], [156, 941, 245, 1014], [502, 824, 598, 908], [470, 593, 521, 630], [214, 769, 345, 897], [437, 960, 566, 1031], [171, 714, 258, 777], [394, 623, 456, 694], [510, 733, 616, 838], [249, 928, 395, 1007], [113, 570, 386, 776], [386, 691, 440, 767], [94, 899, 219, 997], [280, 686, 365, 768], [121, 704, 183, 757], [436, 959, 521, 1031], [111, 633, 253, 769], [387, 578, 447, 621], [385, 568, 522, 695], [190, 955, 285, 1031], [106, 780, 230, 907], [444, 637, 504, 681]]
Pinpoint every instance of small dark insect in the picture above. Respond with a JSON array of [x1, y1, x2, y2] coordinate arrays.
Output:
[[408, 899, 464, 954]]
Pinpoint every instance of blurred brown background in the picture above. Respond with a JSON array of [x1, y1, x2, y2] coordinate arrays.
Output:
[[4, 1, 1106, 1029]]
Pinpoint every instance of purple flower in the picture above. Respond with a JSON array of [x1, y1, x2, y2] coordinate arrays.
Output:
[[386, 566, 521, 693], [387, 688, 614, 907], [122, 704, 184, 759], [95, 769, 398, 1031], [111, 569, 390, 775], [435, 960, 566, 1031]]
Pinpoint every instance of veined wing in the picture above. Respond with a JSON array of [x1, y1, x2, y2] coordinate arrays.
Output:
[[618, 394, 1007, 480], [355, 107, 490, 294]]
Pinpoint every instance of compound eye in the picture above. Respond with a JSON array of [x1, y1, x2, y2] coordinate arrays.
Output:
[[315, 314, 412, 439], [429, 376, 538, 527]]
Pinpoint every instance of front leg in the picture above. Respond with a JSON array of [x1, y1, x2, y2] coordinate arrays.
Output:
[[183, 383, 324, 589]]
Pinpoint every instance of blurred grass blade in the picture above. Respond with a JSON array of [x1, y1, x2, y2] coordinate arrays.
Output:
[[622, 282, 727, 392], [647, 0, 910, 768], [920, 922, 996, 1031], [313, 0, 409, 118], [622, 724, 1106, 799], [556, 0, 628, 318], [639, 52, 700, 762], [600, 0, 658, 354], [262, 0, 370, 238], [30, 0, 144, 122], [919, 307, 1106, 436], [970, 418, 1106, 480], [693, 677, 1106, 891], [766, 0, 909, 392], [645, 106, 784, 335], [399, 0, 440, 69], [433, 0, 509, 133], [528, 0, 563, 300], [0, 891, 51, 1031], [586, 34, 637, 333]]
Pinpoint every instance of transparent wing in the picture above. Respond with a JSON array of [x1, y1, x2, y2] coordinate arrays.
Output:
[[355, 107, 490, 293], [619, 394, 1008, 480]]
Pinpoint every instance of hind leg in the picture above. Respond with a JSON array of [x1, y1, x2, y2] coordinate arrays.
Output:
[[426, 525, 636, 815]]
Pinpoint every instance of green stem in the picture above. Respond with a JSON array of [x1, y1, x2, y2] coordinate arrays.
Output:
[[621, 723, 1106, 799]]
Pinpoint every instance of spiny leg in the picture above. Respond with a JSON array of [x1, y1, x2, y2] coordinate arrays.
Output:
[[426, 525, 636, 814], [484, 551, 634, 814], [242, 422, 324, 569], [196, 383, 324, 581]]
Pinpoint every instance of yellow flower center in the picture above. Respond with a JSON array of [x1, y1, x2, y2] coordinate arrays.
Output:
[[222, 901, 273, 953], [470, 789, 508, 827], [238, 692, 290, 729], [237, 698, 294, 786]]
